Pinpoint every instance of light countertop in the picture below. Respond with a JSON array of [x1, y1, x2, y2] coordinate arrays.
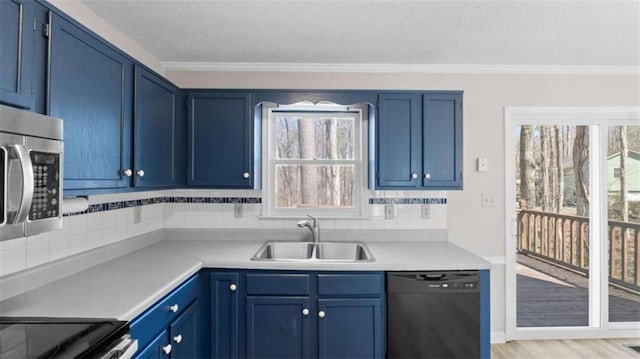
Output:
[[0, 229, 490, 321]]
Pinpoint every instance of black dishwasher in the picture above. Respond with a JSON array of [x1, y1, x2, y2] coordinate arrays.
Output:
[[386, 271, 480, 359]]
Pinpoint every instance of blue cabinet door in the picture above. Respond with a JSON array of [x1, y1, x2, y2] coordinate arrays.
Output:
[[187, 92, 253, 188], [48, 13, 132, 191], [246, 296, 312, 359], [0, 0, 34, 109], [134, 65, 177, 188], [134, 330, 170, 359], [170, 301, 198, 359], [422, 93, 463, 189], [210, 272, 241, 359], [317, 298, 384, 359], [376, 93, 421, 188]]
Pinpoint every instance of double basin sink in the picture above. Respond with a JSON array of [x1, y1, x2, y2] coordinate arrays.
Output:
[[251, 241, 374, 262]]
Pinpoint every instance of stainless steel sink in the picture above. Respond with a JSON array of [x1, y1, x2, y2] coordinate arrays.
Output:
[[315, 242, 373, 261], [251, 241, 314, 261], [251, 241, 374, 262]]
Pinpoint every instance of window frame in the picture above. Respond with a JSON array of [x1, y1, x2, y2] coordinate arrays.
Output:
[[261, 102, 369, 218]]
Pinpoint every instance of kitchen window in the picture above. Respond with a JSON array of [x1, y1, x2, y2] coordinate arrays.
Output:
[[262, 102, 367, 217]]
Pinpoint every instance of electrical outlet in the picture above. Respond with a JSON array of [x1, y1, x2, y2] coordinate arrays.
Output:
[[234, 203, 244, 218], [481, 193, 496, 208], [384, 204, 395, 220], [421, 204, 431, 219], [133, 206, 142, 224]]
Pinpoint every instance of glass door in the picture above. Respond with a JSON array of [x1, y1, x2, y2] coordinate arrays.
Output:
[[607, 125, 640, 324], [514, 125, 592, 327], [506, 107, 640, 339]]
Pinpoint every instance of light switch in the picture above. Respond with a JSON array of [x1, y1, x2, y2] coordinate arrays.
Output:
[[477, 158, 488, 172]]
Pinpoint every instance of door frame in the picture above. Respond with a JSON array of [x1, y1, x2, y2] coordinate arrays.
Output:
[[504, 107, 640, 340]]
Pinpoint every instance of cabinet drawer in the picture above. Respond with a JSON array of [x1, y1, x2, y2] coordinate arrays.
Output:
[[130, 274, 199, 350], [246, 273, 311, 295], [317, 273, 384, 296]]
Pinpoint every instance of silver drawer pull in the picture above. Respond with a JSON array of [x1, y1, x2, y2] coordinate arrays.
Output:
[[173, 334, 183, 344], [169, 304, 179, 313], [230, 283, 237, 291]]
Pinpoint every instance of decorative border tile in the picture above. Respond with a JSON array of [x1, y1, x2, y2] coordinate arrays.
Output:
[[63, 196, 446, 217], [63, 196, 264, 217], [368, 197, 447, 205]]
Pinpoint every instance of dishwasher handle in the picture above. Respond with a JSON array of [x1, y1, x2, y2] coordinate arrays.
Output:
[[416, 273, 446, 281]]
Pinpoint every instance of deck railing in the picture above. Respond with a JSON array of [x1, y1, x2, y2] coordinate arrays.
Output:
[[517, 209, 640, 292]]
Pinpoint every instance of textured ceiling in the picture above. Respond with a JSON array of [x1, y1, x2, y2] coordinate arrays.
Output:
[[80, 0, 639, 67]]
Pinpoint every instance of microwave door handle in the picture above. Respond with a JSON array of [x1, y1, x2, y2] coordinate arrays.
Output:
[[8, 145, 34, 224], [1, 146, 6, 225]]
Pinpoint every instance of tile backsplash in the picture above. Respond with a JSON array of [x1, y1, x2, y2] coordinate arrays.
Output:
[[0, 189, 447, 277]]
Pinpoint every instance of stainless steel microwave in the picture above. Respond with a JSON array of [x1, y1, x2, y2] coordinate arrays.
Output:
[[0, 104, 63, 241]]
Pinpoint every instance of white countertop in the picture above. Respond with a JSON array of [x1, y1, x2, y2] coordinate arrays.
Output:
[[0, 229, 490, 321]]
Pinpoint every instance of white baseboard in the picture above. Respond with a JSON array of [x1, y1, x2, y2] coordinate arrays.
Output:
[[491, 331, 506, 344]]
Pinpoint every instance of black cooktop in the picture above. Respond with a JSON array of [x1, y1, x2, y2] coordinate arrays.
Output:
[[0, 317, 129, 359]]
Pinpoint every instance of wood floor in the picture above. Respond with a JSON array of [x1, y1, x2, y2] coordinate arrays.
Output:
[[491, 338, 640, 359]]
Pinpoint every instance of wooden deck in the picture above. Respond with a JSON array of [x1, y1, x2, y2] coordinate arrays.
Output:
[[517, 254, 640, 327]]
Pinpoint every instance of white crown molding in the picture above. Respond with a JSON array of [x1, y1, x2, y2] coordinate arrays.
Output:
[[161, 62, 640, 75]]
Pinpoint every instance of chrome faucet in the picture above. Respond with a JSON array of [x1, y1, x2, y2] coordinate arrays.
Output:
[[297, 215, 320, 243]]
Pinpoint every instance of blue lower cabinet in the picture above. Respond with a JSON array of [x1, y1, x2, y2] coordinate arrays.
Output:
[[480, 269, 491, 359], [317, 298, 384, 359], [134, 330, 170, 359], [169, 302, 198, 359], [210, 270, 384, 359], [130, 274, 203, 359], [210, 272, 242, 358], [246, 296, 312, 359]]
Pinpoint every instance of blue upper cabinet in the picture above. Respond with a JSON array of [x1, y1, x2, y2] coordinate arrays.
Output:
[[376, 93, 422, 188], [187, 92, 253, 188], [0, 0, 36, 110], [134, 65, 178, 188], [422, 92, 463, 189], [48, 12, 133, 191], [376, 91, 463, 190]]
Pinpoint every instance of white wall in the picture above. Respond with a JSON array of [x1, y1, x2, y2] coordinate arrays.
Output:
[[166, 69, 640, 337]]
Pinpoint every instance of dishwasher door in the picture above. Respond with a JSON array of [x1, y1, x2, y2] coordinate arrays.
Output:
[[386, 271, 480, 359]]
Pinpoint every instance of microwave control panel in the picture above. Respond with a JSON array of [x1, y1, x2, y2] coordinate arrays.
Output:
[[29, 152, 60, 220]]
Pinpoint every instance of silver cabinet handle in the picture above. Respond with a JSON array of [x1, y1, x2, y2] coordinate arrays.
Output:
[[411, 173, 418, 179], [173, 334, 183, 344], [318, 310, 325, 318], [169, 304, 179, 313], [229, 283, 237, 291], [302, 308, 309, 316], [424, 173, 431, 180], [243, 172, 250, 179], [123, 169, 133, 177], [136, 170, 145, 177], [162, 344, 172, 355]]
